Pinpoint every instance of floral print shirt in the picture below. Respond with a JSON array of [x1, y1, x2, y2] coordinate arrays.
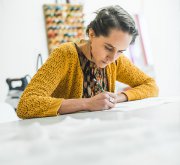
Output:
[[74, 43, 108, 98]]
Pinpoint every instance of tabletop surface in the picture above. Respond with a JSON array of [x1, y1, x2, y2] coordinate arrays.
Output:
[[0, 99, 180, 165]]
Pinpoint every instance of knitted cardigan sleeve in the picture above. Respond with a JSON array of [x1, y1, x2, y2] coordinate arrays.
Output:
[[116, 55, 159, 101], [17, 46, 68, 119]]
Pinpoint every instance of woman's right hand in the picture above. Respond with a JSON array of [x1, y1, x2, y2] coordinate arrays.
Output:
[[86, 92, 117, 111]]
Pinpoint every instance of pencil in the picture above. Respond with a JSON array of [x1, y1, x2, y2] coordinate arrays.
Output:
[[93, 78, 104, 92]]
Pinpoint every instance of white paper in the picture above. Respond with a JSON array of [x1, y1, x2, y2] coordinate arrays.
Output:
[[108, 97, 180, 111]]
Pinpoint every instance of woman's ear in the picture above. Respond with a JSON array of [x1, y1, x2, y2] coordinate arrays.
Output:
[[88, 28, 96, 39]]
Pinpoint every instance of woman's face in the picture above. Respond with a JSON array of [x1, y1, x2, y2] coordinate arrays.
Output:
[[90, 29, 132, 68]]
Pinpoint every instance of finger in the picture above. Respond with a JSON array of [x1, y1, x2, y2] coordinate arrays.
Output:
[[106, 92, 118, 99], [109, 97, 117, 104], [100, 92, 110, 100], [106, 92, 119, 103], [105, 99, 116, 108]]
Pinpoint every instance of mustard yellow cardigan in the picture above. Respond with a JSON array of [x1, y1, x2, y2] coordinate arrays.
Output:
[[17, 42, 158, 119]]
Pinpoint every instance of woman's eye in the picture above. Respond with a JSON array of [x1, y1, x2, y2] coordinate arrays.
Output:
[[117, 50, 123, 54], [105, 46, 113, 51]]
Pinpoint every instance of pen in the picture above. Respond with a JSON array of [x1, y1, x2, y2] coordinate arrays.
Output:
[[93, 78, 104, 92], [93, 78, 115, 103]]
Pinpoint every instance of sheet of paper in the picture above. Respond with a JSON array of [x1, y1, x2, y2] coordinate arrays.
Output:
[[107, 97, 180, 111]]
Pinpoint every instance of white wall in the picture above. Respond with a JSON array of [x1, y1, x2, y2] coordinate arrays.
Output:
[[142, 0, 180, 97], [0, 0, 180, 102], [0, 0, 53, 101]]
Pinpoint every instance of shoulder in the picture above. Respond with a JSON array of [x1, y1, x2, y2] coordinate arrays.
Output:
[[46, 42, 80, 68], [55, 42, 78, 58]]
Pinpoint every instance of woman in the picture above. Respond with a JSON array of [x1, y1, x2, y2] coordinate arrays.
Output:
[[17, 5, 158, 119]]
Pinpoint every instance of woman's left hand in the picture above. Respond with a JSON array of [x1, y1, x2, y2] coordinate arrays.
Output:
[[104, 92, 128, 103], [116, 92, 128, 103]]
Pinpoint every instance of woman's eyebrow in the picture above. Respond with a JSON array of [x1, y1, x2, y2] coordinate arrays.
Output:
[[104, 43, 126, 51]]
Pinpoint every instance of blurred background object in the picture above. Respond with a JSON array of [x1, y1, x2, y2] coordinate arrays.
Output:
[[5, 75, 31, 110]]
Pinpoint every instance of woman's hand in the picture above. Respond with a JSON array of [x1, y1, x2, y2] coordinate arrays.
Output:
[[59, 92, 128, 115], [86, 92, 118, 111]]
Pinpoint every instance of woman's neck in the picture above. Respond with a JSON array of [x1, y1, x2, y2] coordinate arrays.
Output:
[[76, 39, 93, 62]]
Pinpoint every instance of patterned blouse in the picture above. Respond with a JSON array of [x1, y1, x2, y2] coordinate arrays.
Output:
[[74, 43, 108, 98]]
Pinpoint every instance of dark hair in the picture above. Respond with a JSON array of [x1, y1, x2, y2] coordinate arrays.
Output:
[[86, 5, 138, 44]]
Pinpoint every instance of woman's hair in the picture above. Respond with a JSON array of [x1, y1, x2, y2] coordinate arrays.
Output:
[[86, 5, 138, 44]]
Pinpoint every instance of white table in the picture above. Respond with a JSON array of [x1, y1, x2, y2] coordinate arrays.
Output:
[[0, 99, 180, 165]]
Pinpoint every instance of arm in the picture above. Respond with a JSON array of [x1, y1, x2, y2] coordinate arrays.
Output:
[[116, 55, 159, 101], [58, 98, 89, 114], [58, 92, 118, 114], [17, 46, 69, 119]]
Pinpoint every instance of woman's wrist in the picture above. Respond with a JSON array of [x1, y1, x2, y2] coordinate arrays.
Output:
[[58, 98, 90, 115], [117, 93, 128, 103]]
